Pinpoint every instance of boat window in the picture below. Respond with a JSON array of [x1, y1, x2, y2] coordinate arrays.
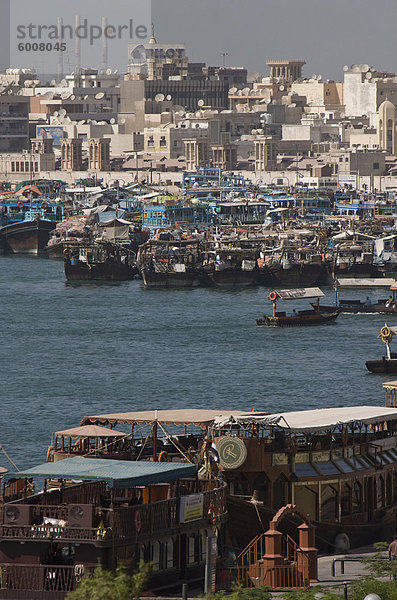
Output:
[[166, 538, 175, 569], [200, 531, 207, 562], [352, 481, 362, 514], [253, 474, 270, 503], [387, 448, 397, 462], [294, 463, 318, 478], [335, 460, 355, 473], [341, 483, 351, 517], [153, 541, 162, 571], [346, 456, 366, 470], [313, 461, 340, 476], [356, 455, 373, 469], [273, 475, 290, 510], [382, 451, 396, 465], [321, 485, 337, 521], [377, 476, 385, 509], [188, 534, 198, 564], [386, 473, 393, 507]]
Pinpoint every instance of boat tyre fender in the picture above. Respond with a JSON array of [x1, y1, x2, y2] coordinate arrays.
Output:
[[46, 446, 53, 462], [134, 510, 142, 532], [269, 291, 278, 302], [208, 503, 217, 525], [286, 437, 298, 455], [334, 532, 350, 553], [158, 450, 171, 463]]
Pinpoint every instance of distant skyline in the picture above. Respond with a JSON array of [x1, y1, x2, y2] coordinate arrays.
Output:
[[153, 0, 397, 81], [4, 0, 397, 80]]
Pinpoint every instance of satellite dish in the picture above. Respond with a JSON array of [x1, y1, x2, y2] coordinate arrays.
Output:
[[51, 79, 57, 86], [100, 69, 105, 75], [166, 94, 172, 101], [84, 95, 89, 100], [242, 87, 250, 95], [110, 117, 115, 124], [70, 94, 75, 100], [198, 99, 204, 107], [229, 87, 237, 94], [59, 108, 66, 116], [343, 65, 349, 72], [95, 92, 105, 100], [53, 111, 59, 117], [365, 72, 372, 80], [44, 91, 54, 99], [106, 68, 112, 75], [120, 117, 126, 124], [78, 120, 85, 125], [155, 93, 164, 102], [265, 98, 271, 104], [362, 64, 370, 72], [60, 79, 67, 87], [65, 116, 72, 123], [351, 64, 360, 73], [279, 85, 285, 91], [114, 69, 118, 74], [61, 92, 71, 100]]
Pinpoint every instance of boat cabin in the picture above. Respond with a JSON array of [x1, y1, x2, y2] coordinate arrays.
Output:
[[0, 457, 226, 599], [210, 403, 397, 551]]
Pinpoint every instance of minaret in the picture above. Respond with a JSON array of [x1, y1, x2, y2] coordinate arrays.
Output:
[[149, 23, 157, 44]]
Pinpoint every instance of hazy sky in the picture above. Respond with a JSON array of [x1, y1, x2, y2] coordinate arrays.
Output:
[[7, 0, 397, 81]]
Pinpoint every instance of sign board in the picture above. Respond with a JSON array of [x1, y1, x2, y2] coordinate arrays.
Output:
[[179, 494, 203, 524], [36, 126, 64, 147]]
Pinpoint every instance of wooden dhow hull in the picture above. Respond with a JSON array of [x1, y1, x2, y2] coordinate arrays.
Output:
[[0, 219, 55, 255]]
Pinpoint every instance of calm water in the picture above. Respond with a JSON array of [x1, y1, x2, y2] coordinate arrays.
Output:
[[0, 256, 394, 469]]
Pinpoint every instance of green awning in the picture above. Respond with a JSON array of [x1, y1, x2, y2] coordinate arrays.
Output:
[[4, 457, 197, 488]]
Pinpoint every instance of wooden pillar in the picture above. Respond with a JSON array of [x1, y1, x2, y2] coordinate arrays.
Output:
[[298, 523, 318, 581]]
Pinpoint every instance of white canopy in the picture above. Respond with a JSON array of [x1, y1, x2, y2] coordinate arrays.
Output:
[[276, 287, 324, 300], [213, 406, 397, 433], [336, 278, 396, 288]]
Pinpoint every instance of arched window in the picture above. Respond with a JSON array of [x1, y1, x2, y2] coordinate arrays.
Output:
[[321, 485, 337, 521], [352, 481, 362, 514], [273, 475, 290, 510], [386, 473, 393, 506], [341, 483, 351, 517], [253, 474, 270, 504]]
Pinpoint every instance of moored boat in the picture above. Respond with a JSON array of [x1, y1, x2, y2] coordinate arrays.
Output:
[[366, 324, 397, 373], [64, 242, 137, 282]]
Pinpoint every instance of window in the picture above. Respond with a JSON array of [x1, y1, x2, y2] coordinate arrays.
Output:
[[188, 534, 197, 564], [341, 483, 351, 517], [352, 482, 362, 514], [321, 485, 337, 521], [373, 162, 379, 170]]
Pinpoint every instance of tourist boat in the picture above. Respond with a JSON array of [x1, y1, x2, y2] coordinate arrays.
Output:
[[208, 391, 397, 553], [64, 242, 137, 282], [256, 288, 339, 326], [366, 324, 397, 373], [0, 457, 226, 599], [319, 279, 397, 315]]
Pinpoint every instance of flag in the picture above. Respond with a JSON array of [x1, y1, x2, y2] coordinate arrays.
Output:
[[210, 442, 219, 462]]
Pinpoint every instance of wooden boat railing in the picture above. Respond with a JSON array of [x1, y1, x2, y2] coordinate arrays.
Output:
[[0, 482, 227, 543], [0, 563, 96, 596], [231, 531, 310, 591]]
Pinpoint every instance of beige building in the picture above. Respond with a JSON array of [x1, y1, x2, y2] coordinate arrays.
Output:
[[266, 60, 306, 83], [88, 138, 111, 171], [254, 136, 278, 171], [61, 138, 83, 171], [378, 100, 396, 154], [291, 79, 343, 107]]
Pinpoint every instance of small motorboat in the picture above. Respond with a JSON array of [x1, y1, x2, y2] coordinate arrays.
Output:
[[366, 324, 397, 373], [256, 287, 339, 327], [319, 279, 397, 315]]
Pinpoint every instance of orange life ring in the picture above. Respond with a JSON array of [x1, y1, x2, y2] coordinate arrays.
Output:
[[134, 510, 142, 532], [286, 437, 298, 455], [17, 201, 24, 209], [46, 446, 53, 462], [41, 201, 48, 209], [208, 503, 217, 525], [158, 451, 171, 463], [269, 291, 278, 302]]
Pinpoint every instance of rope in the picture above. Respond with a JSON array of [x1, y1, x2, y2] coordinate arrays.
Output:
[[157, 421, 194, 463], [0, 444, 19, 471]]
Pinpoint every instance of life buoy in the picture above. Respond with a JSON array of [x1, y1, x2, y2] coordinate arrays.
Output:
[[46, 446, 53, 462], [134, 510, 142, 532], [41, 202, 48, 209], [17, 201, 24, 209], [208, 503, 217, 525], [286, 437, 298, 455], [158, 451, 171, 463], [269, 291, 278, 302], [381, 325, 391, 338]]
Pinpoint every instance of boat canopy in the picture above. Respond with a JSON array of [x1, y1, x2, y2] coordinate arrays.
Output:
[[81, 409, 259, 428], [55, 425, 127, 438], [3, 457, 197, 488], [276, 287, 324, 300], [336, 278, 396, 288], [213, 405, 397, 434]]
